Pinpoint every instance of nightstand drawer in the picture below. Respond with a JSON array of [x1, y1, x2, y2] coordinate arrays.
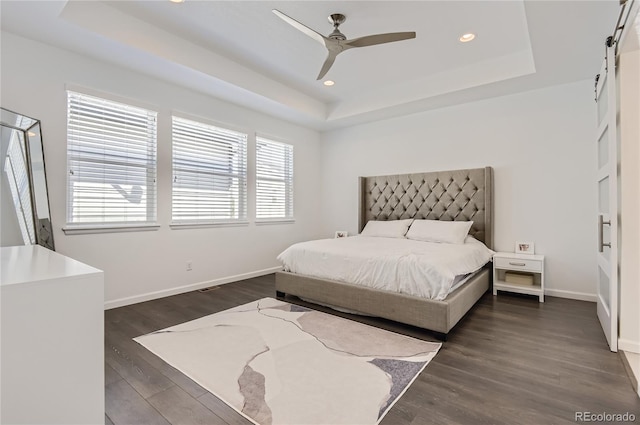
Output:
[[494, 257, 542, 272]]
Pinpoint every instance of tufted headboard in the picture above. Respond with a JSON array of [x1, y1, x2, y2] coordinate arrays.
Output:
[[358, 167, 493, 249]]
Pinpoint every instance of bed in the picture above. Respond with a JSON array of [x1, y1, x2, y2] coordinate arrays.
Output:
[[275, 166, 493, 338]]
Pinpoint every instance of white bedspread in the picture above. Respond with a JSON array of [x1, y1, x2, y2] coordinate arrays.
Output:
[[277, 236, 494, 301]]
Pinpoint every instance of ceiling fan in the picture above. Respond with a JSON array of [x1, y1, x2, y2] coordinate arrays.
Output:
[[272, 9, 416, 80]]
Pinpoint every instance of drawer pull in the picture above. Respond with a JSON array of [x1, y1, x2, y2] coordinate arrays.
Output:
[[508, 262, 526, 266]]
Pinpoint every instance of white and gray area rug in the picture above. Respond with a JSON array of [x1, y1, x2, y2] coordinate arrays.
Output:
[[134, 297, 441, 425]]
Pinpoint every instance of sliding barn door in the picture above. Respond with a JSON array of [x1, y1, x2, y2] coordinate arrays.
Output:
[[595, 39, 618, 352]]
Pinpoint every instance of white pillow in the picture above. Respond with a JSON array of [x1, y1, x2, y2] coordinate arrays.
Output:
[[406, 219, 473, 244], [360, 219, 413, 238]]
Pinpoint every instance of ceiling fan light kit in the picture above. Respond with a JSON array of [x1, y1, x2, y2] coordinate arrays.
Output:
[[272, 9, 416, 80]]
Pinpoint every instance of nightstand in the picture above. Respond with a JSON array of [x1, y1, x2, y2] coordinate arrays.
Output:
[[493, 252, 545, 302]]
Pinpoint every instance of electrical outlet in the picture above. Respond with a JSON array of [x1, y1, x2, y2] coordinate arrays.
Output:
[[186, 261, 193, 271]]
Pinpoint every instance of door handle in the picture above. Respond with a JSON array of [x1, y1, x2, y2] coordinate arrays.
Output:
[[598, 214, 611, 253]]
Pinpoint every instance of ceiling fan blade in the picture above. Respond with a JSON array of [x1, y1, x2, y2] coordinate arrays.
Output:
[[345, 32, 416, 49], [272, 9, 328, 46], [316, 50, 339, 80]]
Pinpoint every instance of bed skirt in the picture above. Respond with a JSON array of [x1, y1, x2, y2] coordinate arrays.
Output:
[[275, 268, 490, 334]]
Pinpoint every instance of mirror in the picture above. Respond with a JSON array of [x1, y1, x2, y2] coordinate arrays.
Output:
[[1, 108, 54, 250]]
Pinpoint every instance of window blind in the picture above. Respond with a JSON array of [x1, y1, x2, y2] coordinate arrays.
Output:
[[256, 137, 293, 220], [66, 91, 157, 225], [172, 117, 247, 223]]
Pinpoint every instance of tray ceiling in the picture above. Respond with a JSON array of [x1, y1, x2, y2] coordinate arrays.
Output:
[[0, 1, 620, 130]]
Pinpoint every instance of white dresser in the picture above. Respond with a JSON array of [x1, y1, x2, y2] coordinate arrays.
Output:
[[1, 245, 104, 425]]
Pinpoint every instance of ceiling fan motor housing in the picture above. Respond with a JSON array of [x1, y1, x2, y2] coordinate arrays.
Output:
[[329, 29, 346, 40], [328, 13, 347, 40], [328, 13, 346, 26]]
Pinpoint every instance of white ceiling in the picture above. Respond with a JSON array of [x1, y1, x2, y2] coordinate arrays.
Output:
[[0, 1, 620, 131]]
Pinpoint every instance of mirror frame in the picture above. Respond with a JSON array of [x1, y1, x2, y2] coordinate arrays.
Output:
[[1, 108, 55, 250]]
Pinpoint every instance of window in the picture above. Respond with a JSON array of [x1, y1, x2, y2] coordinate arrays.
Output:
[[4, 131, 35, 243], [66, 91, 157, 227], [172, 117, 247, 224], [256, 137, 293, 220]]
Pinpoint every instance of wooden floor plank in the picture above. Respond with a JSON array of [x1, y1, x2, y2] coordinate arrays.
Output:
[[105, 327, 176, 399], [147, 385, 228, 425], [105, 274, 640, 425], [105, 379, 171, 425], [105, 363, 123, 387]]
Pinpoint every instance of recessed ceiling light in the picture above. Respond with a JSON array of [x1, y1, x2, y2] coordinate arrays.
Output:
[[169, 0, 185, 3], [323, 80, 335, 86], [459, 33, 476, 43]]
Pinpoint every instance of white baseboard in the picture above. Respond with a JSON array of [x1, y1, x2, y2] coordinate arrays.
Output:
[[544, 288, 597, 302], [619, 339, 640, 354], [104, 266, 282, 310], [620, 350, 640, 398]]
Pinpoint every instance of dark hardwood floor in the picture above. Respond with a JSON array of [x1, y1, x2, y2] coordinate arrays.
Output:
[[105, 274, 640, 425]]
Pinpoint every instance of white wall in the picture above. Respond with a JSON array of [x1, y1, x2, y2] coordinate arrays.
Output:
[[619, 47, 640, 354], [0, 33, 323, 307], [320, 80, 599, 299], [0, 32, 607, 304]]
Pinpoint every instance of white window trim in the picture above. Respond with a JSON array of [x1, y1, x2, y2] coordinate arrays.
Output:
[[255, 135, 294, 221], [171, 115, 248, 224], [65, 84, 159, 112], [62, 223, 160, 235], [66, 89, 158, 228], [169, 220, 250, 230], [254, 218, 296, 225]]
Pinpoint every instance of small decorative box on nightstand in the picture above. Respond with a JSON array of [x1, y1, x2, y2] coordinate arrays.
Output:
[[493, 252, 545, 302]]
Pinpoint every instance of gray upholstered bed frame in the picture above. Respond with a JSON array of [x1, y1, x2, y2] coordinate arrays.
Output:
[[276, 167, 493, 337]]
